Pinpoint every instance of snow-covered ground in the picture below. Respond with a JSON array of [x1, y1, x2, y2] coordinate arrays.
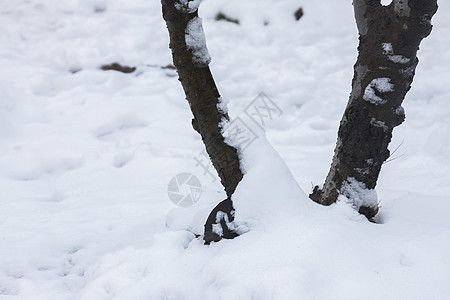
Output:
[[1, 0, 450, 299]]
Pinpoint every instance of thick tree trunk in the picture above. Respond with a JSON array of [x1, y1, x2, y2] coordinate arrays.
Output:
[[310, 0, 438, 219], [161, 0, 243, 243]]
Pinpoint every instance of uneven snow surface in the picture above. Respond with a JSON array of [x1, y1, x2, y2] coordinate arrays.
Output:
[[1, 0, 450, 299]]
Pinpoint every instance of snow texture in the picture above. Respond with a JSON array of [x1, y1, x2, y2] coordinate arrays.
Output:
[[217, 96, 229, 114], [175, 0, 202, 13], [1, 0, 450, 299], [382, 42, 394, 54], [212, 211, 234, 236], [185, 17, 211, 64], [389, 55, 410, 64], [363, 78, 394, 105], [340, 177, 378, 210], [383, 42, 410, 64], [217, 97, 230, 134]]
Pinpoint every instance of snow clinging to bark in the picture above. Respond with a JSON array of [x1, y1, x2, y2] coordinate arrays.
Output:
[[382, 43, 394, 54], [340, 177, 378, 211], [382, 43, 410, 64], [217, 97, 229, 132], [212, 211, 227, 236], [363, 78, 394, 105], [185, 17, 211, 65], [217, 96, 229, 115], [212, 211, 237, 236], [388, 55, 410, 64], [175, 0, 202, 13]]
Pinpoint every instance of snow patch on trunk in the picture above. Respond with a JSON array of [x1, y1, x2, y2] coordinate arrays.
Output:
[[217, 96, 229, 115], [217, 97, 230, 133], [363, 78, 394, 105], [185, 17, 211, 65], [340, 177, 378, 211], [212, 211, 229, 236], [383, 43, 410, 64], [382, 43, 393, 54], [175, 0, 202, 13], [388, 55, 410, 64]]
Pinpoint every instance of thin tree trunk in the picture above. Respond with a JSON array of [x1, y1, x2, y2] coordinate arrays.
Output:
[[161, 0, 243, 243], [310, 0, 438, 219]]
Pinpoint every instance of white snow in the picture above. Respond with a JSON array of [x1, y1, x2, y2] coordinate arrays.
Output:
[[383, 43, 411, 64], [175, 0, 202, 13], [382, 42, 394, 54], [1, 0, 450, 299], [340, 177, 379, 210], [185, 17, 211, 64], [363, 77, 394, 105], [389, 55, 410, 64], [217, 96, 229, 114]]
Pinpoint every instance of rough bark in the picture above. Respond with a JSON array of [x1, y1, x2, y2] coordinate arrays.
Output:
[[161, 0, 243, 243], [310, 0, 438, 219]]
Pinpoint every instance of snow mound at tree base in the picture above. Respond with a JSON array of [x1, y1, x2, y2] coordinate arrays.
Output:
[[161, 135, 449, 299]]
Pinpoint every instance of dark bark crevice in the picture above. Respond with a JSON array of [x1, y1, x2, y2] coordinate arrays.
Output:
[[161, 0, 243, 243]]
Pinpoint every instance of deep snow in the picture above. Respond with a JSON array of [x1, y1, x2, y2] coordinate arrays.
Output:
[[1, 0, 450, 299]]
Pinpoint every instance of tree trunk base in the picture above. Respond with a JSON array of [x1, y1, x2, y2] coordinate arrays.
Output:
[[310, 186, 379, 221], [358, 205, 379, 221], [203, 198, 239, 245]]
